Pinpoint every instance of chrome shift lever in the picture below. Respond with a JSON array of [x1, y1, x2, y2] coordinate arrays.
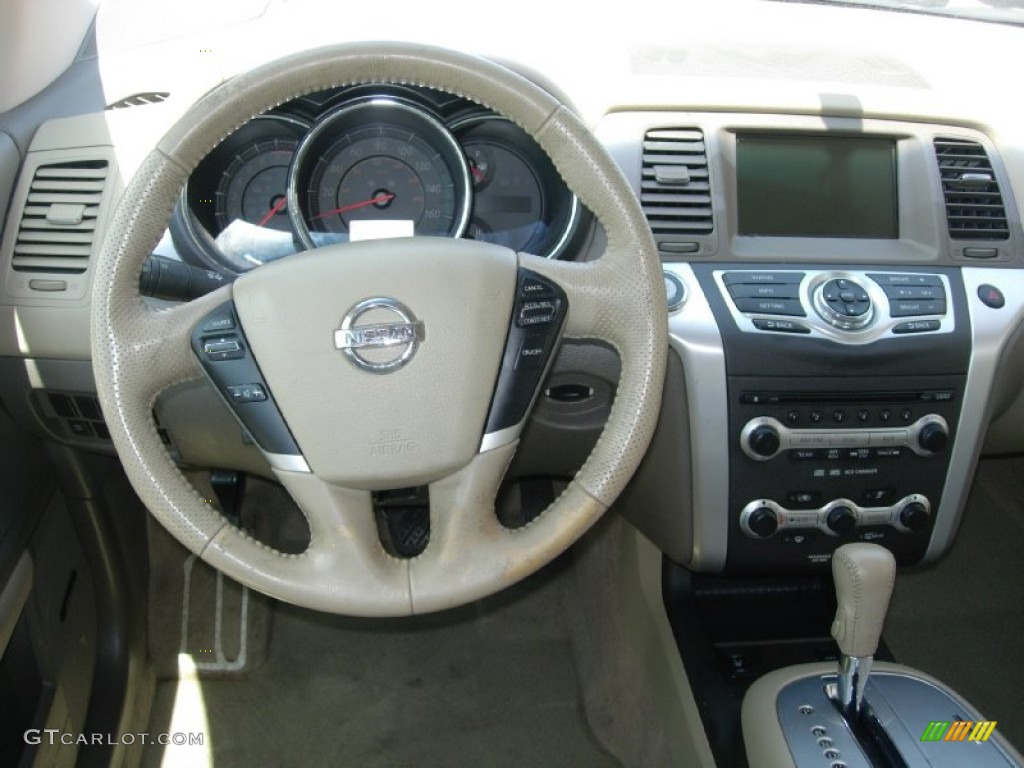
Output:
[[830, 543, 897, 719]]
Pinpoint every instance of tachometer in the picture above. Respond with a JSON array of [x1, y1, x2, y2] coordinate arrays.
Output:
[[176, 114, 308, 273], [290, 99, 471, 248]]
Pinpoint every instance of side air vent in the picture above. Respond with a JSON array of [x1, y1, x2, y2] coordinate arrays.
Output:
[[934, 138, 1009, 241], [12, 160, 109, 274], [641, 128, 713, 255], [105, 92, 170, 110]]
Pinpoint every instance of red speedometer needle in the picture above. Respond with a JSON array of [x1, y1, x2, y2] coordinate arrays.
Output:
[[256, 196, 287, 227], [470, 165, 485, 182], [313, 193, 396, 219]]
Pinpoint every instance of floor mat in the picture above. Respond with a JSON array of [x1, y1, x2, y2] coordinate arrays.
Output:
[[886, 456, 1024, 753], [143, 556, 619, 767]]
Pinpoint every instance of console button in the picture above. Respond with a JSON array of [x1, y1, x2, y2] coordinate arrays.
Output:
[[882, 285, 945, 301], [890, 299, 947, 317], [892, 320, 941, 334], [875, 447, 903, 459], [790, 449, 823, 461], [786, 491, 821, 507], [977, 284, 1006, 309], [751, 318, 811, 334], [857, 409, 870, 423], [917, 421, 949, 453], [782, 531, 816, 546], [723, 271, 804, 285], [868, 273, 943, 288], [728, 283, 800, 299], [735, 298, 806, 316], [863, 488, 896, 505]]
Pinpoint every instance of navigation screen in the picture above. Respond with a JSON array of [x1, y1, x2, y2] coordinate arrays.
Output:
[[737, 135, 897, 238]]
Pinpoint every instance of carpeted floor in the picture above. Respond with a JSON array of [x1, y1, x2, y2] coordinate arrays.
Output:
[[885, 455, 1024, 753], [143, 553, 619, 768]]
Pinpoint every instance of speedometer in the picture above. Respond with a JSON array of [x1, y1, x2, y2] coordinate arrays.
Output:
[[289, 99, 471, 248]]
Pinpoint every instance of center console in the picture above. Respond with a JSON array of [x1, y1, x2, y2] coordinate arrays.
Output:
[[697, 265, 970, 571]]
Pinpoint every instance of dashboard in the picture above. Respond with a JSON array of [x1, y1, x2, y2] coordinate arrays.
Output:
[[173, 86, 588, 275], [2, 1, 1024, 585]]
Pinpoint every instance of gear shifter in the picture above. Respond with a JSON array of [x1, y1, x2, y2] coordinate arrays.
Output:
[[830, 542, 896, 720]]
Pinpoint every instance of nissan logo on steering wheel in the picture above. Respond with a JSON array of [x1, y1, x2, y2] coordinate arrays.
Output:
[[334, 297, 425, 374]]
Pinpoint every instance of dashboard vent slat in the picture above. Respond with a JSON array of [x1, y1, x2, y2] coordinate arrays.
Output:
[[641, 128, 714, 252], [12, 160, 109, 274], [934, 139, 1009, 241]]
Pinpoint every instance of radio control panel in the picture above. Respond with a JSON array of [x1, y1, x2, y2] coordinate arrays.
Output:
[[725, 380, 964, 571]]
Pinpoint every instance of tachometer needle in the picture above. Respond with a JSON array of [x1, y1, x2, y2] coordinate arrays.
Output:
[[313, 193, 396, 219], [256, 196, 288, 227]]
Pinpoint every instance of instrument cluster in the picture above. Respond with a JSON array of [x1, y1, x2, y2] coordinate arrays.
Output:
[[172, 85, 589, 274]]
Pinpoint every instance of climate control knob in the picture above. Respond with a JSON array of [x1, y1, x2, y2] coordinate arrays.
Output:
[[917, 421, 949, 454], [746, 506, 779, 538], [747, 424, 782, 458], [826, 505, 857, 536], [899, 501, 931, 532]]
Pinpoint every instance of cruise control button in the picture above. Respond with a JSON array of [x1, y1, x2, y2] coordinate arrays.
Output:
[[515, 333, 548, 370], [736, 298, 806, 316], [893, 320, 940, 334], [520, 276, 555, 298], [751, 318, 811, 334], [517, 300, 559, 327]]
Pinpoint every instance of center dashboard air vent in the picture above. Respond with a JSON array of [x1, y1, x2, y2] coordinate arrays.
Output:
[[641, 128, 714, 256], [11, 160, 109, 275], [934, 138, 1008, 241]]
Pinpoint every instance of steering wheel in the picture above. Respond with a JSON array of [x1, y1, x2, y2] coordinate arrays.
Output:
[[91, 42, 666, 616]]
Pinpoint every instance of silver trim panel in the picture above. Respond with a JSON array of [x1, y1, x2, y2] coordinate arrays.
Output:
[[264, 452, 311, 473], [927, 268, 1024, 562], [664, 263, 730, 571]]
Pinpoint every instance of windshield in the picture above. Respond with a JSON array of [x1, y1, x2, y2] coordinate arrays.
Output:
[[772, 0, 1024, 25]]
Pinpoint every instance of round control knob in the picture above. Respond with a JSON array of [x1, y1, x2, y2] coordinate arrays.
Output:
[[917, 421, 949, 453], [826, 505, 857, 536], [899, 501, 930, 532], [747, 506, 779, 538], [748, 424, 781, 458], [813, 278, 873, 331]]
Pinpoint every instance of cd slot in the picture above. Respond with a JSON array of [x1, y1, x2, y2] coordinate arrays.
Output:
[[741, 390, 955, 405]]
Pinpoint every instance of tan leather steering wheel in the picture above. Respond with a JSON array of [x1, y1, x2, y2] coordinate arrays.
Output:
[[91, 42, 666, 616]]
